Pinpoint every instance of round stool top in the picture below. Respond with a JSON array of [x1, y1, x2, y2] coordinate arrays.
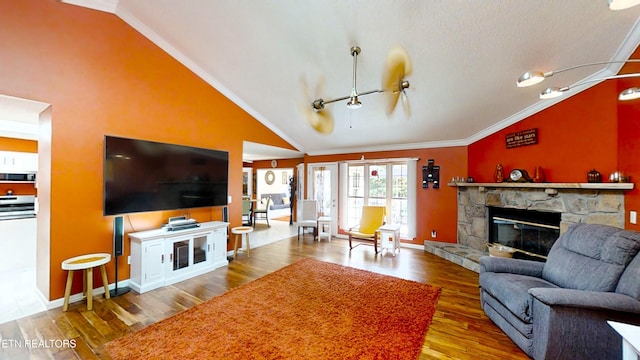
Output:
[[62, 253, 111, 270], [231, 226, 254, 234]]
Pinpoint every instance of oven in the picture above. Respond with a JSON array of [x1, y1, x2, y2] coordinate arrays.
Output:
[[0, 195, 37, 220]]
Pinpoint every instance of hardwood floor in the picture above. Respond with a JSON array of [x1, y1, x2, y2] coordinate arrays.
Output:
[[0, 235, 529, 359]]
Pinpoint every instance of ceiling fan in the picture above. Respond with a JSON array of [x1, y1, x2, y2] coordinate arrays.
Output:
[[302, 46, 412, 134]]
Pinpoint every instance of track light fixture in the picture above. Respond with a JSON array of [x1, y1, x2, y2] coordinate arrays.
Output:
[[517, 60, 640, 101], [608, 0, 640, 10], [517, 0, 640, 101], [618, 87, 640, 100]]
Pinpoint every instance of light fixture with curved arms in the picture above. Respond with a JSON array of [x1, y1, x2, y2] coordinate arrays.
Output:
[[608, 0, 640, 10], [538, 72, 640, 99], [516, 60, 640, 87], [619, 87, 640, 100], [517, 60, 640, 101], [518, 1, 640, 101]]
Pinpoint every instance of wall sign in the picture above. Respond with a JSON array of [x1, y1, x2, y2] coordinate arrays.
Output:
[[506, 128, 538, 149]]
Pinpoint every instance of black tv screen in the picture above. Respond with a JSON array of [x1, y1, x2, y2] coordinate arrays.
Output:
[[104, 136, 228, 216]]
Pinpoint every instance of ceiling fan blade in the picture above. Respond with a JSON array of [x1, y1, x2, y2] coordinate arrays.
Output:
[[382, 46, 412, 115], [310, 110, 335, 134], [299, 76, 334, 134], [402, 91, 411, 117]]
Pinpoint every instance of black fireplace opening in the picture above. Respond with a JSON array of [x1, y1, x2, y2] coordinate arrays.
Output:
[[488, 207, 561, 262]]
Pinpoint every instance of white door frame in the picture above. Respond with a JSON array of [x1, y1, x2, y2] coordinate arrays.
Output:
[[306, 162, 339, 236]]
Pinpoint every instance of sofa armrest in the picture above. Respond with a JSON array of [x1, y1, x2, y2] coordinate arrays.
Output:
[[479, 255, 544, 277], [529, 287, 640, 314]]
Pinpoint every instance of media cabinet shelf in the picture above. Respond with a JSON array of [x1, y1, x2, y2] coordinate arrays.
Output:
[[128, 221, 229, 294], [448, 182, 634, 191]]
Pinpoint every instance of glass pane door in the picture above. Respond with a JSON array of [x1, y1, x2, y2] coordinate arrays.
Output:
[[193, 234, 208, 265], [307, 163, 338, 235], [173, 240, 190, 271]]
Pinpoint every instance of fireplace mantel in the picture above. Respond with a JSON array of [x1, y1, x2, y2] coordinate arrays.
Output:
[[449, 182, 633, 191]]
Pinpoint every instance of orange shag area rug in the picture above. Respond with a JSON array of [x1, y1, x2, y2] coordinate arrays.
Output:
[[103, 258, 441, 359]]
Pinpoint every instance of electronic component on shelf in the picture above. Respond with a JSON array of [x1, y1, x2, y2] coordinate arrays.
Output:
[[165, 217, 200, 231]]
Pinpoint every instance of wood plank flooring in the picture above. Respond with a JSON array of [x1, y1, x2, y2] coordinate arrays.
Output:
[[0, 235, 529, 359]]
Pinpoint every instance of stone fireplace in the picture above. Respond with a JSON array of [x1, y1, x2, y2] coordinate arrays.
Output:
[[456, 183, 628, 256]]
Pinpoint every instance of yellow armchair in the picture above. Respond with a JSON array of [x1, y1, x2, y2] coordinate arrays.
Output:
[[348, 205, 386, 253]]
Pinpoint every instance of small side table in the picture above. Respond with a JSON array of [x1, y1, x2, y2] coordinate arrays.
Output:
[[378, 224, 401, 256], [231, 226, 253, 259], [61, 253, 111, 311], [608, 321, 640, 360], [317, 216, 332, 241]]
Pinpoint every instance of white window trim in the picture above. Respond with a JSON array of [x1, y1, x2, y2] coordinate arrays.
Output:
[[339, 158, 417, 239]]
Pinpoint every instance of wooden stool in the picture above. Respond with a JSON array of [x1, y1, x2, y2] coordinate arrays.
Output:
[[61, 253, 111, 311], [231, 226, 253, 259]]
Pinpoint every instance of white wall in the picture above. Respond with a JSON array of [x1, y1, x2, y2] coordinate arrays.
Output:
[[256, 168, 292, 195]]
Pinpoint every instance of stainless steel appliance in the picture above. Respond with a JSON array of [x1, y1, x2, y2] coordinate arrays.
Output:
[[0, 172, 36, 182], [0, 195, 36, 220]]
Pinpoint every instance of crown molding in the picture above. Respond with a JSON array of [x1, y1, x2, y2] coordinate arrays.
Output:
[[306, 138, 469, 156], [60, 0, 119, 13]]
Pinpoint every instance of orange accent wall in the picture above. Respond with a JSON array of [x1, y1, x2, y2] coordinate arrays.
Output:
[[617, 48, 640, 231], [0, 1, 294, 300], [469, 82, 619, 183]]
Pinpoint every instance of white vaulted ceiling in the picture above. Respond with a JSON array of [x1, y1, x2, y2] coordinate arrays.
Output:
[[12, 1, 640, 158]]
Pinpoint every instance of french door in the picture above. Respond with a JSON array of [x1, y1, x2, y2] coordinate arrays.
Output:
[[307, 163, 338, 236]]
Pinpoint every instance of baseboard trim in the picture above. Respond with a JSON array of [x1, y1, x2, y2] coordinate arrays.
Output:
[[46, 279, 131, 310]]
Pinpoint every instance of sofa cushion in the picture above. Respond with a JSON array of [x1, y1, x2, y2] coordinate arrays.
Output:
[[260, 193, 290, 210], [617, 253, 640, 300], [542, 224, 640, 292], [479, 272, 558, 323]]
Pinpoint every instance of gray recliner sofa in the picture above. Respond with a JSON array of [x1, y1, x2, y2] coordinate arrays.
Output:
[[479, 223, 640, 359]]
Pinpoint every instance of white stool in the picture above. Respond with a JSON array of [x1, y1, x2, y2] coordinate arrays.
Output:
[[317, 217, 332, 241], [231, 226, 253, 259], [378, 224, 401, 256], [61, 253, 111, 311]]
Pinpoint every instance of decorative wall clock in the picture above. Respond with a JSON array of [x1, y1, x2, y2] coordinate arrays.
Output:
[[265, 170, 275, 185]]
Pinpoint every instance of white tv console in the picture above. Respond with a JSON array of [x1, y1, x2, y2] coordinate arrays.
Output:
[[128, 221, 229, 294]]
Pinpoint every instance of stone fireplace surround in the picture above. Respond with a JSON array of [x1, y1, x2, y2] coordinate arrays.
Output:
[[424, 182, 632, 272]]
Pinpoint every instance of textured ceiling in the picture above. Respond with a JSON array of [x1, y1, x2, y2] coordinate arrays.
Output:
[[4, 1, 640, 160]]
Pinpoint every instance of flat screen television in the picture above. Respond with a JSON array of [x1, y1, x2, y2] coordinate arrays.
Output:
[[104, 135, 228, 216]]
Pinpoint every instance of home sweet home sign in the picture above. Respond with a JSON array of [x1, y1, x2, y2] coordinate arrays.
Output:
[[506, 128, 538, 149]]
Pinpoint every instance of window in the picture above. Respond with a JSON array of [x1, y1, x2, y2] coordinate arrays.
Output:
[[342, 160, 416, 238]]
